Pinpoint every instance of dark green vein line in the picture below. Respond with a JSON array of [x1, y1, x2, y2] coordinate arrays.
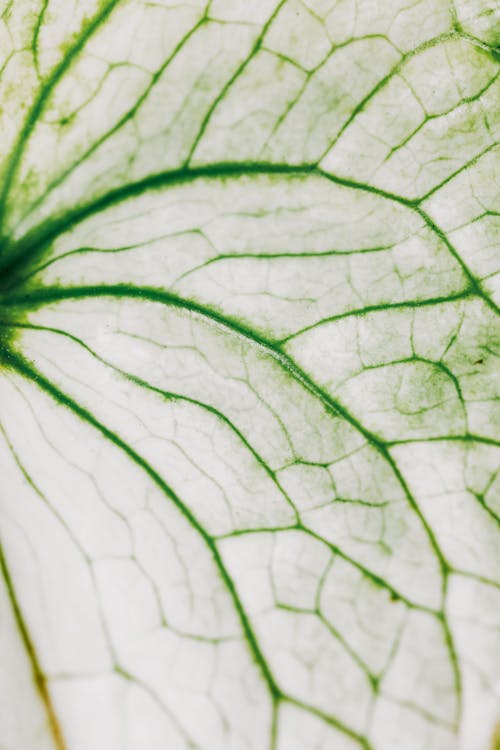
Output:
[[1, 283, 451, 577], [284, 695, 370, 745], [1, 345, 370, 750], [2, 381, 245, 745], [0, 0, 120, 230], [455, 30, 500, 58], [3, 160, 496, 318], [0, 162, 412, 279], [280, 291, 473, 342], [415, 206, 499, 315], [2, 280, 467, 720], [0, 318, 299, 521], [172, 245, 395, 285], [0, 345, 277, 694], [4, 244, 396, 294], [11, 320, 464, 687], [11, 13, 209, 240], [301, 527, 436, 613], [472, 493, 500, 529], [3, 317, 456, 614], [2, 284, 277, 350], [388, 435, 500, 448], [418, 144, 498, 202]]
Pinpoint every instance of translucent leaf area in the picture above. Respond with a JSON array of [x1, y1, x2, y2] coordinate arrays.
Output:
[[0, 1, 499, 749]]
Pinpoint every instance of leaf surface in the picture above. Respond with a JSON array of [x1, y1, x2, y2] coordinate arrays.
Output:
[[0, 1, 499, 749]]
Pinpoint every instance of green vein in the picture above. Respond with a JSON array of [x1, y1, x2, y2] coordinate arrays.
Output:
[[2, 161, 495, 319], [216, 525, 437, 613], [418, 143, 498, 202], [387, 435, 500, 448], [1, 284, 469, 722], [1, 343, 370, 750], [0, 318, 300, 521], [315, 29, 491, 162], [10, 12, 209, 239], [280, 291, 472, 343], [27, 282, 462, 703], [7, 320, 463, 612], [1, 283, 452, 579], [0, 0, 121, 231], [0, 345, 278, 693], [415, 205, 499, 315], [5, 308, 458, 618], [32, 0, 50, 76], [0, 162, 414, 280], [184, 0, 288, 165]]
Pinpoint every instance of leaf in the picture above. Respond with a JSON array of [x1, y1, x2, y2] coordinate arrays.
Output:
[[0, 1, 499, 749]]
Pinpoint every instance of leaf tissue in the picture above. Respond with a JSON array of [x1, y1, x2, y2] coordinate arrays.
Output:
[[0, 1, 499, 748]]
